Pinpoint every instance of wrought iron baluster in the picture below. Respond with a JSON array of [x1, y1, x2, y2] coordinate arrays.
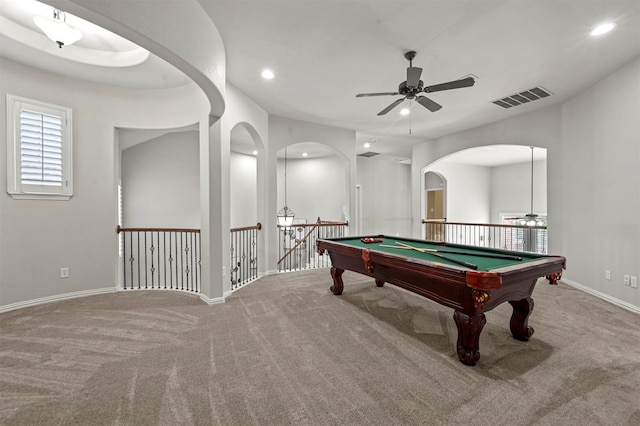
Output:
[[122, 231, 127, 289], [149, 232, 156, 289]]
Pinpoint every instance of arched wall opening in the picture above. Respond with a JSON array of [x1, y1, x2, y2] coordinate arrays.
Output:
[[421, 144, 547, 232]]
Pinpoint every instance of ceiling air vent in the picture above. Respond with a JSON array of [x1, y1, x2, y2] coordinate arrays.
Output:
[[358, 152, 380, 157], [492, 86, 553, 109]]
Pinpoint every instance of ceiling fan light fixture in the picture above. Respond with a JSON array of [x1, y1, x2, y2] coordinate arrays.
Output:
[[34, 9, 83, 48]]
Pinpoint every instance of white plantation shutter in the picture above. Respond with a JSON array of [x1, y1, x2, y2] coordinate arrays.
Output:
[[20, 109, 63, 186], [7, 95, 73, 199]]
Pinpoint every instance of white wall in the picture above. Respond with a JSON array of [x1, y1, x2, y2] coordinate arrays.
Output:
[[559, 57, 639, 308], [230, 152, 258, 228], [357, 157, 412, 236], [491, 159, 547, 222], [121, 131, 200, 228], [0, 58, 209, 308]]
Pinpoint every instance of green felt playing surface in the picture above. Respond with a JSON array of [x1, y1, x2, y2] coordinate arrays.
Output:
[[341, 237, 546, 271]]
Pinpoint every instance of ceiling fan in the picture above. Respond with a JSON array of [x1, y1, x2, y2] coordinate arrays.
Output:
[[356, 51, 475, 116]]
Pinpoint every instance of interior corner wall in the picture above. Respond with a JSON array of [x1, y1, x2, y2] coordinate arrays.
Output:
[[0, 58, 208, 309], [121, 131, 200, 228]]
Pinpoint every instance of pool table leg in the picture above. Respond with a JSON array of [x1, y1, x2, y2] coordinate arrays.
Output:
[[453, 311, 486, 366], [508, 297, 535, 341], [330, 267, 344, 295]]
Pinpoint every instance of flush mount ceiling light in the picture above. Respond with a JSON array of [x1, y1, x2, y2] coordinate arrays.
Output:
[[261, 69, 274, 79], [590, 22, 616, 36], [33, 8, 83, 48]]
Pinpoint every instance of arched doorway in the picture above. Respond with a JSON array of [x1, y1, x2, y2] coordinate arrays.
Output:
[[424, 171, 446, 240], [276, 142, 349, 271]]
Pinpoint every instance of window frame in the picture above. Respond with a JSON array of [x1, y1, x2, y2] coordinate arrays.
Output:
[[6, 94, 73, 200]]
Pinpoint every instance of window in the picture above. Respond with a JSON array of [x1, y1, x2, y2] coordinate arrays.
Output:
[[6, 94, 73, 199]]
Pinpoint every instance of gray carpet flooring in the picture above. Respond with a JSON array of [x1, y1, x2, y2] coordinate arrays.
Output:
[[1, 268, 639, 425]]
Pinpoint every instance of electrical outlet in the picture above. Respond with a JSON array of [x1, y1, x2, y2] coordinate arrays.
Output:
[[605, 270, 611, 280], [624, 275, 630, 286], [631, 276, 638, 289], [60, 268, 69, 278]]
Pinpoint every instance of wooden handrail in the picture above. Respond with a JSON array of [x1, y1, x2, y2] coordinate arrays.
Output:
[[277, 221, 348, 229], [277, 218, 348, 265], [117, 226, 200, 233], [277, 222, 320, 265], [231, 223, 262, 232], [422, 220, 547, 230]]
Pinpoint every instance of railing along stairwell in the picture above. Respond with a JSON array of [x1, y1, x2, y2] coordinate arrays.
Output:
[[230, 223, 262, 290], [278, 218, 348, 272], [117, 226, 201, 292], [422, 219, 548, 254]]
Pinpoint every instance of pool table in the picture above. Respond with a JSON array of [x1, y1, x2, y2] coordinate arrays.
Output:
[[316, 235, 566, 366]]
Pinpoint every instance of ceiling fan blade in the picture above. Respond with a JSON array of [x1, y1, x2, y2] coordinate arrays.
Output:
[[356, 92, 399, 97], [423, 76, 475, 93], [377, 98, 406, 116], [416, 95, 442, 112], [406, 66, 422, 87]]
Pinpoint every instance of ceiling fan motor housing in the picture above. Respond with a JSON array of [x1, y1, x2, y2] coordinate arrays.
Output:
[[399, 81, 424, 97]]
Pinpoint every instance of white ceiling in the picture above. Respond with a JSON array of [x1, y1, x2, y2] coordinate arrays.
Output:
[[1, 0, 639, 166]]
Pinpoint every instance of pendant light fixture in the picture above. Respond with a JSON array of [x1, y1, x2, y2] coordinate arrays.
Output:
[[521, 146, 543, 227], [277, 148, 295, 227], [34, 9, 83, 48]]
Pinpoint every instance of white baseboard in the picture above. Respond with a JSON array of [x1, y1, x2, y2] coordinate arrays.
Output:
[[562, 278, 640, 314], [199, 294, 225, 305], [0, 287, 117, 314]]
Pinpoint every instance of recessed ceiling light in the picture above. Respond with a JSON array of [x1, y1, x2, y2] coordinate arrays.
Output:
[[252, 150, 258, 155], [261, 69, 274, 79], [363, 142, 371, 148], [590, 22, 616, 36], [400, 108, 410, 115], [302, 152, 308, 157]]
